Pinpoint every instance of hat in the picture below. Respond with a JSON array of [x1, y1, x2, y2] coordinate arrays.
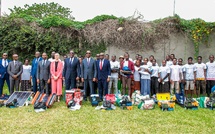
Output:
[[119, 55, 124, 59]]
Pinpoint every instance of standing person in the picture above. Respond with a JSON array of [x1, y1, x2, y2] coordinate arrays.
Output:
[[94, 54, 100, 93], [169, 58, 182, 95], [0, 53, 11, 96], [81, 50, 97, 101], [21, 59, 32, 91], [97, 53, 111, 100], [183, 57, 196, 98], [48, 51, 55, 62], [7, 54, 23, 95], [148, 55, 158, 67], [37, 53, 51, 94], [150, 59, 159, 95], [170, 54, 175, 61], [108, 55, 120, 94], [166, 55, 173, 67], [50, 53, 63, 102], [158, 60, 170, 93], [118, 56, 124, 91], [133, 54, 139, 64], [139, 58, 152, 95], [63, 50, 80, 90], [105, 54, 110, 60], [194, 56, 206, 97], [120, 53, 134, 96], [133, 60, 141, 91], [206, 55, 215, 97], [178, 58, 185, 95], [31, 52, 42, 93]]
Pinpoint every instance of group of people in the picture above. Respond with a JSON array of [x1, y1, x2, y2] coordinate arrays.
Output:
[[0, 50, 215, 101]]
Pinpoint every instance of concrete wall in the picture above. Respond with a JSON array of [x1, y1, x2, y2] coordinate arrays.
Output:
[[105, 33, 215, 64]]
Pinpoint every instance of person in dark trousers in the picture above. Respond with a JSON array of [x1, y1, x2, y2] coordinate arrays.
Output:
[[37, 53, 51, 94], [150, 59, 159, 95], [63, 50, 80, 90], [31, 52, 42, 93], [97, 53, 111, 100], [0, 53, 11, 96], [81, 50, 97, 101], [7, 54, 23, 95], [206, 55, 215, 97]]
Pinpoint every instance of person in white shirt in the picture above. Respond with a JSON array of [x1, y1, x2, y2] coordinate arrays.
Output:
[[183, 57, 196, 98], [194, 56, 206, 97], [139, 58, 152, 96], [166, 55, 173, 67], [206, 55, 215, 97], [158, 60, 170, 93], [151, 59, 159, 95], [48, 51, 56, 62], [170, 58, 182, 95], [134, 60, 141, 91], [178, 58, 185, 95], [133, 54, 139, 64], [108, 55, 120, 94], [147, 55, 158, 67]]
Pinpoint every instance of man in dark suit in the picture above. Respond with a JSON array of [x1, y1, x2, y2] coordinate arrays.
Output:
[[7, 54, 23, 95], [97, 53, 111, 100], [0, 53, 11, 96], [63, 50, 80, 90], [31, 52, 42, 93], [81, 50, 97, 101], [37, 53, 51, 94]]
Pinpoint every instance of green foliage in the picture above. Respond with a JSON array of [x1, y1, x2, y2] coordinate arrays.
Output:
[[9, 2, 74, 19]]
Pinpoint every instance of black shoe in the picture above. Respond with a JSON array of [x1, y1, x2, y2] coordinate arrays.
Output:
[[84, 98, 87, 101]]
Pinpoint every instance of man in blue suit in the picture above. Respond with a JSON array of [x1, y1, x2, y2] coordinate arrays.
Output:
[[31, 52, 42, 93], [97, 53, 111, 100], [81, 50, 97, 101], [63, 50, 80, 90], [0, 53, 11, 96]]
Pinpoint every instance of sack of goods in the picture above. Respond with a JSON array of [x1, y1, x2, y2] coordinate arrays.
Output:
[[119, 95, 133, 110], [138, 99, 155, 110], [206, 93, 215, 110], [157, 93, 176, 111], [158, 100, 175, 111], [132, 90, 150, 105], [184, 98, 199, 110], [90, 94, 100, 106]]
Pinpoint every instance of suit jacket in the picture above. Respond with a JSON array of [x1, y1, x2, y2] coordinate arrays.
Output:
[[7, 61, 23, 80], [50, 61, 63, 79], [31, 57, 42, 77], [81, 57, 97, 79], [63, 57, 80, 79], [37, 60, 51, 80], [97, 59, 111, 81], [0, 59, 11, 78]]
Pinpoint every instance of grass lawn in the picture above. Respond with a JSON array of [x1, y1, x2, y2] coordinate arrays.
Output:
[[1, 88, 215, 134]]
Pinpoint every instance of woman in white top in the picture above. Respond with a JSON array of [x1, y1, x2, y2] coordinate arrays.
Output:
[[134, 60, 141, 91], [139, 58, 152, 95], [21, 59, 32, 91]]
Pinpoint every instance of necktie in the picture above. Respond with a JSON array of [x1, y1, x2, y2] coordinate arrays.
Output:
[[100, 60, 102, 70], [43, 60, 45, 66], [70, 58, 73, 64]]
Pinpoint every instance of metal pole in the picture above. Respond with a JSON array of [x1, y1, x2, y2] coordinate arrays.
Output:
[[0, 0, 1, 17], [173, 0, 176, 16]]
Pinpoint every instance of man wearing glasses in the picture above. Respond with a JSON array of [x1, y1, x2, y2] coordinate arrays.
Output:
[[0, 53, 11, 96], [81, 50, 97, 101], [63, 50, 80, 90]]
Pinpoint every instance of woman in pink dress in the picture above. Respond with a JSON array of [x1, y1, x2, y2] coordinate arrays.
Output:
[[50, 53, 63, 102]]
